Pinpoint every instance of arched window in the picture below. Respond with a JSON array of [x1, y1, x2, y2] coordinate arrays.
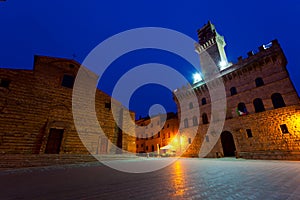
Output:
[[192, 116, 198, 126], [271, 93, 286, 109], [202, 113, 209, 124], [253, 98, 265, 113], [202, 98, 207, 105], [255, 77, 264, 87], [189, 102, 193, 109], [151, 145, 155, 152], [184, 118, 189, 128], [237, 102, 248, 116], [230, 87, 237, 96]]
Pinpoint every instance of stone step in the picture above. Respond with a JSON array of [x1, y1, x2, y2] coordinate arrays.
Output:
[[0, 154, 138, 169]]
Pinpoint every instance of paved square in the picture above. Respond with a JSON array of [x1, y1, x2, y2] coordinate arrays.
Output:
[[1, 158, 300, 199]]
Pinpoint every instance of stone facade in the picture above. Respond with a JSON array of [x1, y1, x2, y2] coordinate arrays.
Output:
[[0, 55, 136, 155], [135, 113, 179, 155], [174, 21, 300, 160]]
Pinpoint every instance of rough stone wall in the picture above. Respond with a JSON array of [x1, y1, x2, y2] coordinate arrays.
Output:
[[182, 105, 300, 159], [0, 55, 135, 154], [175, 40, 300, 159]]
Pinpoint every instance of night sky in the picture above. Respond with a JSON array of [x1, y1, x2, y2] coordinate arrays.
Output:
[[1, 1, 299, 118]]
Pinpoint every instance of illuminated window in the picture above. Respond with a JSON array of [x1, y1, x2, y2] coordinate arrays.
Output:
[[61, 74, 75, 88], [280, 124, 289, 134], [246, 129, 253, 138]]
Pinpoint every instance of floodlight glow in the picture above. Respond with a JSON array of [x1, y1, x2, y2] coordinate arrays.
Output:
[[219, 60, 227, 70], [193, 73, 202, 83]]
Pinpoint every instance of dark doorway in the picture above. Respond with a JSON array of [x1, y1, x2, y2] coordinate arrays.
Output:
[[221, 131, 236, 157], [45, 128, 64, 154]]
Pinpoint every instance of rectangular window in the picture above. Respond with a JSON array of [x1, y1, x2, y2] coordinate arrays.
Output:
[[246, 129, 253, 138], [61, 75, 74, 88], [105, 102, 111, 110], [168, 132, 170, 138], [157, 132, 160, 138], [0, 79, 10, 88], [205, 136, 209, 142], [188, 138, 192, 144], [280, 124, 289, 134], [136, 144, 139, 148]]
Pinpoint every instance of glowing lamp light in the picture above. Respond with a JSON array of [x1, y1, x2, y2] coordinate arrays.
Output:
[[193, 73, 202, 83]]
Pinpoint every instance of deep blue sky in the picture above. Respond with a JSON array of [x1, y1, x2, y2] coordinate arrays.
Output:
[[1, 1, 299, 118]]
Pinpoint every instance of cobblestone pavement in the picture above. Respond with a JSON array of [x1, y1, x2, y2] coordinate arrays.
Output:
[[1, 158, 300, 200]]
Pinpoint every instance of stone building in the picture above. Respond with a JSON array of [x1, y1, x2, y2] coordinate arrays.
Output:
[[174, 21, 300, 160], [0, 55, 136, 155], [135, 112, 179, 155]]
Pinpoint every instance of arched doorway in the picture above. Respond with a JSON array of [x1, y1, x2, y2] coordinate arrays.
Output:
[[221, 131, 236, 157]]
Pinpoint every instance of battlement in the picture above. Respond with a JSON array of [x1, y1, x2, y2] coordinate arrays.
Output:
[[174, 39, 286, 98], [235, 39, 280, 65]]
